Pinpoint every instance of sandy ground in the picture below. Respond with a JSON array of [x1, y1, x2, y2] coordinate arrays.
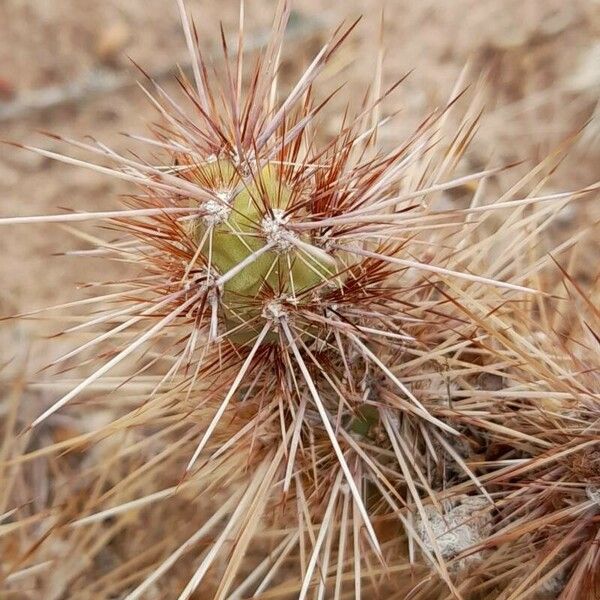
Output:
[[1, 2, 598, 324], [0, 0, 598, 445]]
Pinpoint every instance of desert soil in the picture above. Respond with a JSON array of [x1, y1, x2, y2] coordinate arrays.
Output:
[[0, 0, 598, 368]]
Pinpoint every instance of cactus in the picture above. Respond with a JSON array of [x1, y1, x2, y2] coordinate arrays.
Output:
[[1, 1, 599, 598]]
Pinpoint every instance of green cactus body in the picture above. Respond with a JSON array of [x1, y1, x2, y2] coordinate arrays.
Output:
[[188, 160, 338, 339], [350, 404, 380, 437]]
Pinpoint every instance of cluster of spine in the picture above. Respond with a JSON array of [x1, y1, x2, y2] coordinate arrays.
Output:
[[1, 1, 599, 598]]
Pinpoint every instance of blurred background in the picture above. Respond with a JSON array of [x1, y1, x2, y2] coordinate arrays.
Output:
[[0, 0, 598, 356]]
